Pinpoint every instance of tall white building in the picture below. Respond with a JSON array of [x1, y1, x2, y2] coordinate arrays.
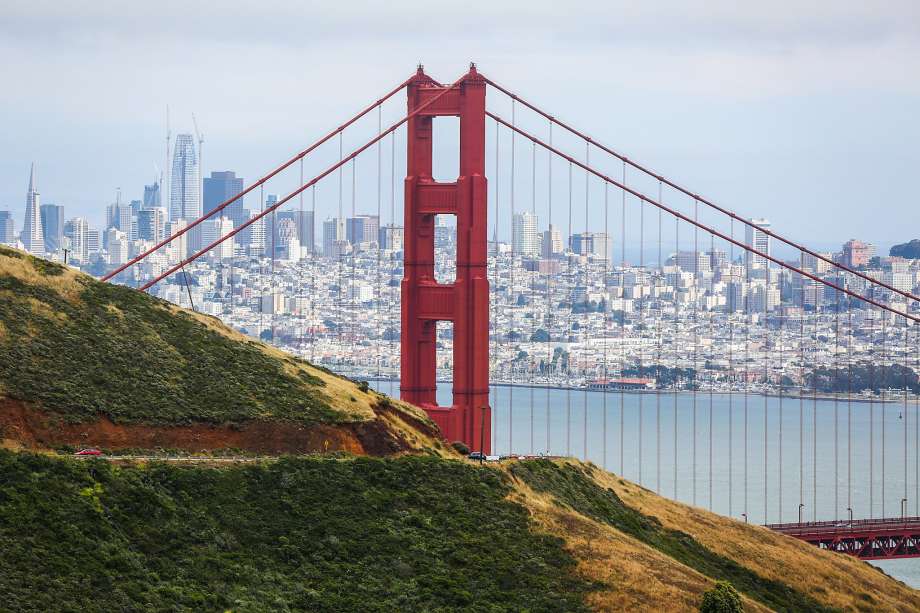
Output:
[[64, 217, 89, 262], [170, 134, 200, 222], [201, 217, 234, 260], [745, 218, 771, 269], [21, 163, 44, 254], [512, 211, 539, 256]]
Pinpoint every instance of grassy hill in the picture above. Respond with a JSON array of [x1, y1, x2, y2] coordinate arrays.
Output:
[[0, 246, 439, 455], [3, 451, 919, 612], [2, 245, 919, 611]]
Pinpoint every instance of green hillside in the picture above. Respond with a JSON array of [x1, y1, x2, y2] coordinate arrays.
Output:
[[0, 452, 590, 613]]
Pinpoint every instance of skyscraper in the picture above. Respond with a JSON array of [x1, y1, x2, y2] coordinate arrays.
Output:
[[137, 208, 166, 242], [0, 211, 15, 245], [745, 218, 771, 269], [378, 224, 404, 251], [570, 231, 610, 260], [346, 215, 379, 249], [21, 163, 44, 254], [40, 203, 65, 253], [541, 224, 563, 258], [64, 217, 89, 262], [203, 171, 245, 226], [512, 211, 539, 256], [143, 181, 161, 209], [170, 134, 200, 222], [323, 217, 346, 258]]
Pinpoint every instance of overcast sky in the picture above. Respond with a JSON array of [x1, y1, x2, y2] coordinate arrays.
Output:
[[2, 1, 918, 252]]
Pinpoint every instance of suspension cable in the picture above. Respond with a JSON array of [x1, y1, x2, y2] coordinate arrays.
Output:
[[480, 77, 920, 307], [484, 112, 919, 323]]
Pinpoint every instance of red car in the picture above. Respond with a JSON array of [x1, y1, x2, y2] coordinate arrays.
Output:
[[74, 448, 103, 456]]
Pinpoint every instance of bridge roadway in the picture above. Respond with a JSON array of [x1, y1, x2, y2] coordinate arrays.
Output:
[[767, 517, 920, 560]]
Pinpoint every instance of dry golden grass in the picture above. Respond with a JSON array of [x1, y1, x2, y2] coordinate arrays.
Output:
[[504, 471, 769, 612], [588, 466, 920, 612]]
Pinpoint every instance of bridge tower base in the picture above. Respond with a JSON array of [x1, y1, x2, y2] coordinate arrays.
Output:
[[401, 66, 490, 453]]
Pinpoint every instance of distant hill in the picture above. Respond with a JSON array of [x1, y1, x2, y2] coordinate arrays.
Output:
[[891, 239, 920, 259], [0, 246, 439, 456]]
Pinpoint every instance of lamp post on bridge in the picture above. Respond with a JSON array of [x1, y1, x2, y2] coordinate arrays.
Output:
[[798, 503, 805, 525], [847, 507, 853, 525]]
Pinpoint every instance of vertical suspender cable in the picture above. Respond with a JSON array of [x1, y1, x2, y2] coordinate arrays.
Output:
[[674, 216, 679, 499], [492, 120, 499, 443], [764, 254, 769, 524], [657, 182, 663, 494], [848, 285, 852, 517], [813, 282, 818, 521], [258, 183, 265, 339], [584, 141, 590, 460], [621, 161, 626, 476], [799, 263, 805, 520], [299, 157, 305, 356], [390, 130, 396, 395], [903, 314, 909, 516], [779, 266, 785, 521], [546, 121, 553, 454], [351, 159, 357, 363], [835, 273, 841, 519], [693, 198, 698, 506], [603, 181, 609, 467], [744, 239, 750, 519], [509, 100, 516, 455], [710, 231, 715, 512], [310, 186, 317, 364], [882, 313, 887, 518], [531, 141, 537, 455], [870, 294, 875, 517], [638, 186, 645, 484], [566, 161, 573, 457], [729, 218, 734, 516], [376, 105, 383, 383]]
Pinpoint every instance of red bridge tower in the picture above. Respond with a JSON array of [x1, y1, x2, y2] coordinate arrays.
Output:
[[401, 66, 490, 453]]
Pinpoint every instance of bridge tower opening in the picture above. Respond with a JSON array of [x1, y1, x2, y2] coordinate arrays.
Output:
[[401, 65, 491, 453]]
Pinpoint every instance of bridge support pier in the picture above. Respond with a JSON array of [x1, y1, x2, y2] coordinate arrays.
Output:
[[401, 66, 490, 453]]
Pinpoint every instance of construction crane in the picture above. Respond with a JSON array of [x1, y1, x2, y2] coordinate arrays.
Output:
[[192, 113, 204, 218]]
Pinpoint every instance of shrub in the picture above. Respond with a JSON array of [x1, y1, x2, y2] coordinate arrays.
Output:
[[700, 581, 744, 612], [451, 440, 471, 455]]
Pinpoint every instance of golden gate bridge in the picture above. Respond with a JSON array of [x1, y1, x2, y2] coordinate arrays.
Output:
[[103, 64, 920, 560]]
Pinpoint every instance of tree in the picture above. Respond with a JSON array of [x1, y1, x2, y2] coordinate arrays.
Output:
[[530, 329, 550, 342], [699, 581, 743, 613]]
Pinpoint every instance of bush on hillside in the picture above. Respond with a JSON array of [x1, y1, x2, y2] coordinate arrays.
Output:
[[700, 581, 744, 612]]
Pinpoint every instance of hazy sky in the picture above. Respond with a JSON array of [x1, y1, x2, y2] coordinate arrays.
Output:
[[2, 1, 918, 252]]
